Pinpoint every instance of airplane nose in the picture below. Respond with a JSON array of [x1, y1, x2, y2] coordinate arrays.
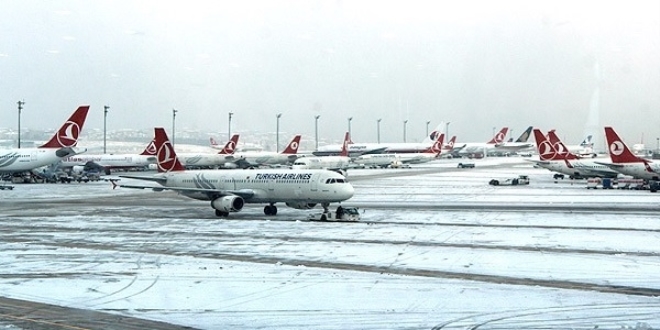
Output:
[[342, 183, 355, 199]]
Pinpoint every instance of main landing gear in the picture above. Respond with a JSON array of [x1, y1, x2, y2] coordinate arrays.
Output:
[[264, 203, 278, 216]]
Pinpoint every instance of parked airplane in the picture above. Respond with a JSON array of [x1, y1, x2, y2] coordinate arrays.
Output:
[[495, 126, 534, 151], [292, 132, 353, 173], [114, 128, 354, 217], [222, 135, 302, 168], [455, 127, 509, 156], [594, 127, 660, 180], [313, 122, 445, 156], [210, 135, 263, 152], [546, 130, 596, 157], [61, 139, 158, 174], [353, 133, 444, 168], [527, 129, 618, 179], [0, 105, 90, 174]]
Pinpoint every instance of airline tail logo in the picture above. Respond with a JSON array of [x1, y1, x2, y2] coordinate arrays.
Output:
[[39, 105, 90, 148], [141, 140, 157, 156], [153, 127, 184, 172], [281, 135, 302, 154], [225, 141, 236, 153], [609, 141, 625, 156], [495, 132, 506, 143], [157, 140, 178, 172], [538, 140, 558, 160], [430, 134, 444, 153], [430, 130, 440, 141], [57, 121, 81, 147]]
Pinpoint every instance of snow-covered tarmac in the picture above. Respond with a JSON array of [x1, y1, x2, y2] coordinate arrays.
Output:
[[1, 158, 659, 329]]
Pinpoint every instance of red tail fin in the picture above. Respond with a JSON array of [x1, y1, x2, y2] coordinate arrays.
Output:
[[546, 131, 579, 160], [443, 136, 456, 151], [339, 132, 350, 157], [153, 127, 185, 172], [604, 127, 643, 163], [487, 127, 508, 144], [217, 134, 240, 155], [423, 133, 444, 154], [39, 105, 90, 148], [280, 135, 301, 154], [533, 129, 561, 161], [140, 139, 157, 156]]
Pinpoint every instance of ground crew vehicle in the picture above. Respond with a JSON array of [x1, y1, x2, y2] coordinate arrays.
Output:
[[489, 175, 530, 186], [308, 207, 361, 221]]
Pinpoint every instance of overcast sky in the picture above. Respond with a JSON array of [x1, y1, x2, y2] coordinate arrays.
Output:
[[2, 0, 659, 146]]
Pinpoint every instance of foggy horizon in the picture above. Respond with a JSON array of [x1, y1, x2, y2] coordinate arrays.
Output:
[[2, 0, 659, 146]]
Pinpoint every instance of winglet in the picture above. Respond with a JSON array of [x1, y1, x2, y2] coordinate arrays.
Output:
[[280, 135, 301, 154], [217, 134, 240, 155], [153, 127, 185, 172], [39, 105, 90, 148]]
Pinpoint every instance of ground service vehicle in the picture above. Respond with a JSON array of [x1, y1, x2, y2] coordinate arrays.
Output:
[[308, 207, 361, 222], [489, 175, 530, 186], [457, 163, 475, 168]]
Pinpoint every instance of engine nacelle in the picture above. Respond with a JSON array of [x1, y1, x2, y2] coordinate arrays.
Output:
[[223, 162, 239, 169], [71, 165, 85, 175], [211, 195, 245, 213], [285, 202, 317, 210]]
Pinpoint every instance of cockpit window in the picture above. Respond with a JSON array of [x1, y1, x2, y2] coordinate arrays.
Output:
[[325, 178, 346, 184]]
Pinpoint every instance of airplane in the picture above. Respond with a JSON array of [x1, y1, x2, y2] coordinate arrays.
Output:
[[210, 135, 263, 152], [60, 139, 159, 174], [455, 127, 509, 157], [114, 128, 354, 218], [352, 133, 444, 168], [291, 132, 353, 174], [313, 122, 446, 156], [547, 130, 596, 157], [594, 127, 660, 180], [0, 105, 90, 174], [526, 128, 618, 179], [222, 135, 302, 168], [495, 126, 534, 152]]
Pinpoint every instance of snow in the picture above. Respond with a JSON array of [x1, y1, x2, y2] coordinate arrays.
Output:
[[1, 157, 659, 329]]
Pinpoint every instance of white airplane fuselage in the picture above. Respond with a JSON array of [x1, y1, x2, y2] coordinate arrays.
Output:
[[596, 162, 660, 180], [155, 169, 354, 203], [225, 151, 297, 167], [291, 156, 352, 170], [528, 157, 619, 178], [353, 153, 435, 167], [61, 154, 156, 169], [0, 147, 79, 173]]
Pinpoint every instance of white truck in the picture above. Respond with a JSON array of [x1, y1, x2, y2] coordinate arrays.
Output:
[[489, 175, 530, 186], [308, 207, 361, 222]]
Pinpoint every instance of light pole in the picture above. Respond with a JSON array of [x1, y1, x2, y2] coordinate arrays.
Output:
[[657, 137, 659, 151], [377, 118, 382, 144], [172, 108, 178, 146], [446, 122, 451, 139], [426, 121, 431, 137], [403, 120, 408, 142], [17, 100, 24, 148], [228, 112, 233, 139], [276, 113, 282, 152], [314, 115, 320, 151], [348, 117, 353, 138], [103, 105, 109, 154]]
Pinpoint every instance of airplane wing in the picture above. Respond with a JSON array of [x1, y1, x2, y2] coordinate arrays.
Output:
[[594, 161, 624, 169], [119, 174, 167, 184], [357, 147, 388, 156]]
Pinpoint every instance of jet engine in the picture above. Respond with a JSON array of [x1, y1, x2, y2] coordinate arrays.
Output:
[[211, 195, 245, 213], [285, 202, 317, 209]]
